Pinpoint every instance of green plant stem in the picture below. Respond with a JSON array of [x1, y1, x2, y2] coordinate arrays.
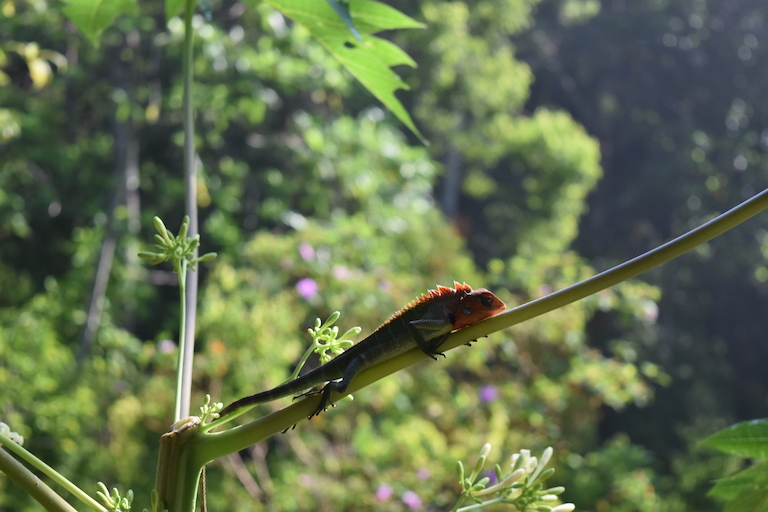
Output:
[[0, 448, 79, 512], [156, 418, 203, 512], [202, 187, 768, 441], [158, 3, 201, 510], [287, 344, 317, 382], [174, 258, 189, 421], [178, 0, 199, 421], [0, 433, 106, 512], [474, 186, 768, 341], [457, 496, 508, 511]]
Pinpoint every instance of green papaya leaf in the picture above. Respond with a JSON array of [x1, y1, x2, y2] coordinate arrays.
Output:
[[702, 419, 768, 458], [166, 0, 185, 21], [724, 485, 768, 512], [63, 0, 137, 45], [326, 0, 362, 42], [264, 0, 427, 143], [709, 462, 768, 500]]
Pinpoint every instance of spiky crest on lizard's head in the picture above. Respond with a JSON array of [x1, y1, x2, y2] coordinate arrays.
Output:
[[379, 281, 505, 329]]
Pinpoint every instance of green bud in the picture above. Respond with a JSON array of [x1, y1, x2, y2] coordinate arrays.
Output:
[[178, 218, 189, 240], [187, 236, 200, 252], [471, 476, 490, 490], [538, 447, 553, 469], [532, 467, 555, 485], [470, 443, 490, 479], [153, 216, 168, 238], [339, 326, 362, 340]]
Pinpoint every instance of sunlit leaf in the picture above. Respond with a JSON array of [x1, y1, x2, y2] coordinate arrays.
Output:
[[702, 419, 768, 458], [63, 0, 138, 45], [325, 0, 362, 41], [264, 0, 426, 143], [724, 484, 768, 512]]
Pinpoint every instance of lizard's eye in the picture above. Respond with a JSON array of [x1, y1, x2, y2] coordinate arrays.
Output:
[[480, 295, 494, 308]]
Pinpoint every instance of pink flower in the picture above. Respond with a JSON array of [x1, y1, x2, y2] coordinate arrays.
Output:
[[332, 265, 350, 280], [375, 484, 393, 501], [298, 242, 315, 261], [401, 490, 422, 510], [296, 278, 318, 300], [158, 339, 176, 354]]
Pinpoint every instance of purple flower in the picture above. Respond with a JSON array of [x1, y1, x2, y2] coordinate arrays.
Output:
[[401, 490, 423, 510], [296, 278, 318, 300], [416, 467, 431, 480], [375, 484, 393, 502], [479, 385, 498, 403], [298, 242, 315, 261], [483, 469, 499, 485]]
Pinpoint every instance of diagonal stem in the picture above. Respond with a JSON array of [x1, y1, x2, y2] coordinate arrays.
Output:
[[201, 187, 768, 444]]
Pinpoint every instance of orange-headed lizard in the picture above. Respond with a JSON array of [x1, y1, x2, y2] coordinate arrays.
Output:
[[220, 282, 506, 419]]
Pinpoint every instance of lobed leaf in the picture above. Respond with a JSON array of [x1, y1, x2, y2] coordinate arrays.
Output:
[[709, 462, 768, 500], [63, 0, 138, 45], [702, 419, 768, 458], [264, 0, 426, 142]]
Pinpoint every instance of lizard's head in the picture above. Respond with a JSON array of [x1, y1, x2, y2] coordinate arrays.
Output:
[[452, 287, 506, 330]]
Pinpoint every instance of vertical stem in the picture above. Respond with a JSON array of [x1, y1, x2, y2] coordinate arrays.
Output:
[[174, 261, 188, 421], [179, 0, 199, 420]]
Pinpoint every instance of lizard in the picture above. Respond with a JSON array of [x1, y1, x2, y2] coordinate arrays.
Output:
[[219, 281, 506, 419]]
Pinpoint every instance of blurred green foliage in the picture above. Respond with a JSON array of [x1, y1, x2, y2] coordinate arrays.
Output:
[[0, 0, 760, 510]]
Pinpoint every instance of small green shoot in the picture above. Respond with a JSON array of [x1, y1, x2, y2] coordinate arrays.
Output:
[[96, 482, 134, 512], [199, 394, 223, 424]]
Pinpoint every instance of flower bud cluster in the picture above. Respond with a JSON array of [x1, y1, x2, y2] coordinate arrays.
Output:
[[456, 444, 575, 512]]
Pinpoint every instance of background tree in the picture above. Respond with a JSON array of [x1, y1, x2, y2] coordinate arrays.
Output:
[[515, 0, 768, 508]]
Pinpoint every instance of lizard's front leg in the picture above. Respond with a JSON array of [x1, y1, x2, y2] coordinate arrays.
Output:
[[407, 320, 450, 360]]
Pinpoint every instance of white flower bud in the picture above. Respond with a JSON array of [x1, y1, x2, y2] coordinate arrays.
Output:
[[539, 447, 553, 468]]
